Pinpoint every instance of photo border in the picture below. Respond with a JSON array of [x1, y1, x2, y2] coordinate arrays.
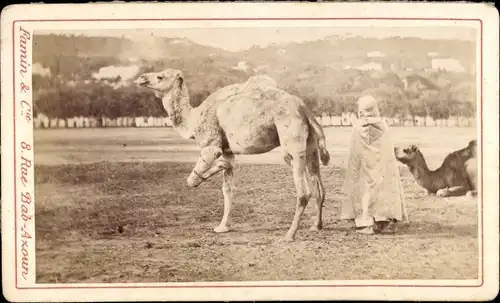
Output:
[[1, 2, 498, 302]]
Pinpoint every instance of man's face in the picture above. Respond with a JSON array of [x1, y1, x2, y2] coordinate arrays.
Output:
[[358, 105, 376, 118]]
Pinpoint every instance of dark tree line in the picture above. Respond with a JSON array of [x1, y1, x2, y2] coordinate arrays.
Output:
[[33, 82, 213, 119], [33, 77, 475, 120], [32, 50, 476, 120]]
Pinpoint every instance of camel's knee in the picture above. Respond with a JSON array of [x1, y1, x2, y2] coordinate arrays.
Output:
[[436, 188, 450, 197], [283, 153, 292, 166], [306, 150, 320, 171], [295, 179, 312, 207], [297, 194, 310, 207]]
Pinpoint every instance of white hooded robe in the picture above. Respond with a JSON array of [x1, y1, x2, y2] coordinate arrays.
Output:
[[342, 108, 408, 227]]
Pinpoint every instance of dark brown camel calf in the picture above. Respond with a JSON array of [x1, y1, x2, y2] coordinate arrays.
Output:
[[395, 140, 477, 197]]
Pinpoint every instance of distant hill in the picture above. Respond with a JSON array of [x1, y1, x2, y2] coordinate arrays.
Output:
[[32, 33, 477, 119], [237, 36, 475, 76]]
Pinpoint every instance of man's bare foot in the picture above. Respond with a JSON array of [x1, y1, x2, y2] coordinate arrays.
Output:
[[356, 226, 375, 235], [338, 218, 356, 230], [376, 219, 397, 234], [380, 222, 397, 234]]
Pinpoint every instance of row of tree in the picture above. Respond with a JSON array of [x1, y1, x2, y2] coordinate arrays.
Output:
[[33, 78, 475, 119]]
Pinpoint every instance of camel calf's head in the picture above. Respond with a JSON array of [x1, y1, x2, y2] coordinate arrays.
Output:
[[394, 145, 420, 165], [135, 68, 184, 96], [467, 140, 477, 158]]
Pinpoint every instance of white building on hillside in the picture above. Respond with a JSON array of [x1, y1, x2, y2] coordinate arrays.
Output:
[[33, 62, 51, 77], [356, 62, 382, 71], [431, 58, 466, 73], [276, 48, 287, 56], [367, 51, 385, 58], [232, 61, 250, 71]]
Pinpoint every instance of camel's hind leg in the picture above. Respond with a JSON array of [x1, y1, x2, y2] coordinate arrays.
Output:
[[276, 116, 312, 241], [306, 141, 325, 231], [283, 151, 312, 242]]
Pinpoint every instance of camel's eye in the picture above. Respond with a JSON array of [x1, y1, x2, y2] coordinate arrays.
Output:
[[403, 148, 409, 153], [157, 75, 164, 80]]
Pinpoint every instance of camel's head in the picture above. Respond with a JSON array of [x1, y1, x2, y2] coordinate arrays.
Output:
[[186, 146, 230, 188], [467, 139, 477, 158], [135, 68, 184, 97], [394, 144, 421, 165]]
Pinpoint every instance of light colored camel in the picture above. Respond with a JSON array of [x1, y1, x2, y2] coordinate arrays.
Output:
[[135, 68, 330, 241]]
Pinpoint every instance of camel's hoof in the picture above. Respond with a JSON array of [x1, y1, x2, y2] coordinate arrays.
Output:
[[281, 234, 296, 243], [436, 189, 449, 197], [213, 225, 230, 233]]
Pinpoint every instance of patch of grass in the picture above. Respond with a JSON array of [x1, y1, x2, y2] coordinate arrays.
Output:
[[35, 161, 479, 283]]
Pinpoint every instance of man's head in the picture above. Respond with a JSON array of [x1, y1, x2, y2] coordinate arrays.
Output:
[[357, 95, 381, 119]]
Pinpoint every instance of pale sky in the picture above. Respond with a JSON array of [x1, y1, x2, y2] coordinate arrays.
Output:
[[38, 26, 477, 52]]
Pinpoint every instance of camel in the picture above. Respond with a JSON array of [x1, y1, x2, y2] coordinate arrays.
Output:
[[135, 68, 330, 241], [394, 140, 477, 197]]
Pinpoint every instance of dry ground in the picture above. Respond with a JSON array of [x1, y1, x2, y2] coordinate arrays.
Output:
[[34, 127, 479, 283]]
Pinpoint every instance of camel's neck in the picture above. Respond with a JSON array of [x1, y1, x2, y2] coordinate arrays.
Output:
[[161, 85, 193, 139], [407, 153, 442, 192]]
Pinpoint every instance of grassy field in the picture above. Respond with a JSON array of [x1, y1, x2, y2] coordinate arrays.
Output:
[[34, 126, 479, 283]]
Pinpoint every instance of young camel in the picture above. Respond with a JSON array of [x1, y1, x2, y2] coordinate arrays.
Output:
[[394, 140, 477, 197], [135, 69, 330, 241]]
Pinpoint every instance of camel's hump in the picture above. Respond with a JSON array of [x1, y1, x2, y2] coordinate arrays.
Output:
[[207, 75, 279, 103], [243, 75, 278, 89]]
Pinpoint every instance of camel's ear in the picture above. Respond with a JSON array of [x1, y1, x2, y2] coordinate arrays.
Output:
[[176, 72, 184, 88], [410, 145, 419, 152]]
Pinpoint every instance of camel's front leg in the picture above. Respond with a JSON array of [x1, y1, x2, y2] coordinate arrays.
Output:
[[214, 154, 235, 233], [214, 168, 233, 233], [436, 186, 469, 197]]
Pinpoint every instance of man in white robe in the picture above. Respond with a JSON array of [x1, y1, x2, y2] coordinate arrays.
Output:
[[342, 95, 408, 234]]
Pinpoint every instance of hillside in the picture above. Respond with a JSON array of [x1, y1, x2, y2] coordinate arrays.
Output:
[[238, 36, 475, 73], [32, 34, 477, 119]]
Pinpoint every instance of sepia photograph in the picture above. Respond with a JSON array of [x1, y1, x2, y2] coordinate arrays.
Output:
[[31, 25, 480, 283], [1, 2, 498, 302]]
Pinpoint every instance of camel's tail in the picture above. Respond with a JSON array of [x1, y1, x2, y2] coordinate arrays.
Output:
[[305, 109, 330, 166]]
